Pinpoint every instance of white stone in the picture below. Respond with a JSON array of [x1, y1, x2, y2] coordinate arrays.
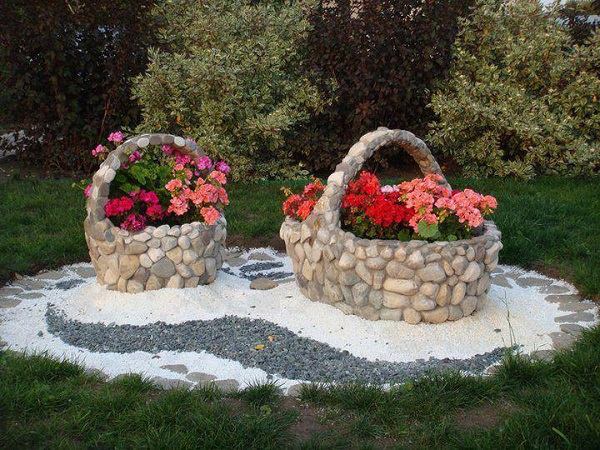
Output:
[[178, 236, 191, 250], [153, 225, 169, 239], [148, 248, 165, 263], [405, 251, 425, 269], [338, 252, 356, 270]]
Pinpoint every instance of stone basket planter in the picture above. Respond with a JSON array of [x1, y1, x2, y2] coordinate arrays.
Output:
[[280, 128, 502, 324], [84, 133, 226, 293]]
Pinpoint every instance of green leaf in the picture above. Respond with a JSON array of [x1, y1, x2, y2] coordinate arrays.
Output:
[[417, 220, 440, 239]]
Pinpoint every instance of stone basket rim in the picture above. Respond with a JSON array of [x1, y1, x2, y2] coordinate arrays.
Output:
[[105, 215, 227, 239], [284, 217, 500, 248]]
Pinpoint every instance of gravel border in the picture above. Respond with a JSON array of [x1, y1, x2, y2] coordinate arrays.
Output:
[[46, 305, 512, 384]]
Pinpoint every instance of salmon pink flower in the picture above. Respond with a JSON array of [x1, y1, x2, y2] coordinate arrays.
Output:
[[209, 170, 227, 185], [167, 195, 189, 216], [200, 206, 221, 225], [165, 179, 183, 192]]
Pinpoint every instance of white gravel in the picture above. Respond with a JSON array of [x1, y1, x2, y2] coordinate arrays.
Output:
[[1, 248, 597, 390]]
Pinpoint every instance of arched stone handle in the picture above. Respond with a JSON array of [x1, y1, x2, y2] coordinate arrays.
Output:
[[310, 128, 450, 228], [86, 133, 202, 227]]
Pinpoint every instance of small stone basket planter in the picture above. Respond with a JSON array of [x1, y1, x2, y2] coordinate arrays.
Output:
[[84, 133, 227, 293], [280, 128, 502, 324]]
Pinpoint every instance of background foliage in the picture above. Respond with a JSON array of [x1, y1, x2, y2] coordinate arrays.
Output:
[[427, 0, 600, 179], [132, 0, 326, 180], [0, 0, 154, 172], [294, 0, 474, 173]]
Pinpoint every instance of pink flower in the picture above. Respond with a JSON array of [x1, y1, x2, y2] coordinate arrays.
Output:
[[217, 187, 229, 205], [197, 156, 212, 170], [174, 163, 185, 172], [209, 170, 227, 185], [83, 183, 93, 198], [200, 206, 221, 225], [196, 183, 219, 203], [139, 190, 159, 205], [167, 195, 189, 216], [380, 185, 398, 193], [121, 213, 146, 231], [107, 131, 125, 143], [162, 144, 174, 155], [165, 179, 183, 192], [104, 197, 134, 217], [128, 150, 141, 163], [91, 144, 106, 157], [480, 195, 497, 211], [215, 161, 230, 174], [146, 204, 164, 220]]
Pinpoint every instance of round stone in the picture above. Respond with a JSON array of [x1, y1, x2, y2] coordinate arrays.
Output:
[[451, 282, 467, 305], [403, 307, 422, 324], [383, 279, 418, 295], [416, 263, 446, 283], [460, 262, 481, 283], [383, 291, 410, 309], [151, 258, 176, 278]]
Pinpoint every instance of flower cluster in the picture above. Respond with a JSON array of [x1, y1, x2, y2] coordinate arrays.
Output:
[[282, 179, 325, 221], [282, 171, 497, 241], [85, 131, 230, 231]]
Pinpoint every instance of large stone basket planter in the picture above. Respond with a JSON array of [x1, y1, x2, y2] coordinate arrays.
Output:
[[280, 128, 502, 324], [84, 133, 227, 293]]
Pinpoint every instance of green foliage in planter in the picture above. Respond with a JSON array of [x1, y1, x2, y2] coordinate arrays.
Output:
[[132, 0, 327, 180], [428, 0, 600, 179]]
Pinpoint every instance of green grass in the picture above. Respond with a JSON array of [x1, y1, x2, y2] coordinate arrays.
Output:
[[1, 176, 599, 298], [2, 327, 599, 448]]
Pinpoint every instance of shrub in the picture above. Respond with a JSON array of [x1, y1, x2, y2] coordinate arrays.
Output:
[[295, 0, 473, 172], [0, 0, 154, 173], [428, 0, 600, 178], [132, 0, 326, 180]]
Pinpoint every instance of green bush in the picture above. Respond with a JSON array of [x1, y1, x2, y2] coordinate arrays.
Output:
[[132, 0, 327, 180], [427, 0, 600, 178]]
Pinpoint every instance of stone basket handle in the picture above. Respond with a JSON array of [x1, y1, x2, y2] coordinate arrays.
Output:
[[309, 127, 450, 228], [86, 133, 202, 227]]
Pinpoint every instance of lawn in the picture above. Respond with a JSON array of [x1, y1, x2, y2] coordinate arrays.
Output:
[[1, 174, 600, 448]]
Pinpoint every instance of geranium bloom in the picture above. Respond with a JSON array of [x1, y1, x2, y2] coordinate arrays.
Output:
[[162, 144, 174, 155], [196, 183, 219, 203], [215, 161, 230, 174], [200, 206, 221, 225], [165, 178, 183, 192], [104, 196, 134, 217], [91, 144, 106, 157], [107, 131, 125, 143], [146, 204, 164, 220], [139, 190, 159, 205], [83, 183, 93, 198], [209, 170, 227, 185], [128, 150, 141, 164], [167, 195, 189, 216], [121, 213, 146, 231], [197, 156, 212, 170]]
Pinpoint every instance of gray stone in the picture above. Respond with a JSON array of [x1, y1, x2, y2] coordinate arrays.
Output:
[[248, 251, 275, 261], [417, 263, 446, 283], [125, 241, 148, 255], [448, 305, 463, 321], [166, 274, 184, 289], [161, 364, 189, 374], [250, 278, 278, 290], [545, 294, 582, 304], [368, 289, 383, 308], [352, 282, 370, 306], [153, 225, 169, 239], [161, 236, 178, 252], [385, 261, 415, 279], [151, 258, 176, 278], [36, 270, 67, 280], [560, 323, 585, 336], [286, 383, 305, 397], [405, 251, 425, 269], [18, 292, 44, 299], [0, 298, 21, 308], [530, 350, 554, 361], [186, 372, 217, 383], [152, 376, 192, 390], [212, 379, 239, 393], [382, 291, 410, 309], [127, 280, 144, 294], [516, 276, 552, 288], [460, 262, 481, 283], [177, 236, 191, 250], [491, 274, 512, 288], [148, 247, 165, 262], [451, 256, 468, 275], [539, 285, 570, 295], [461, 296, 478, 316], [412, 295, 436, 311], [554, 312, 595, 323], [558, 302, 595, 312], [379, 308, 403, 321], [550, 332, 577, 350]]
